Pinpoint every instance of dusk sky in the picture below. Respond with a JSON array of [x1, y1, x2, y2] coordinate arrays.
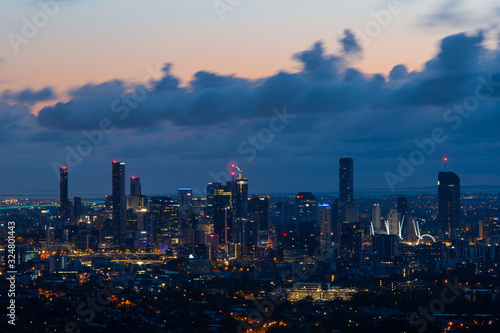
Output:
[[1, 0, 500, 196]]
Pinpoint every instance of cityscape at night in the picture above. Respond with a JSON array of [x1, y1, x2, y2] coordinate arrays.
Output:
[[2, 1, 500, 333]]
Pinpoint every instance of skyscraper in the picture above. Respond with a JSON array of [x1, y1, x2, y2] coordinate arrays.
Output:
[[387, 209, 400, 236], [296, 192, 318, 254], [112, 160, 126, 245], [130, 176, 141, 196], [438, 171, 461, 240], [397, 196, 408, 225], [296, 192, 317, 222], [317, 203, 332, 243], [339, 157, 354, 204], [60, 167, 70, 223], [371, 204, 382, 234], [178, 187, 193, 228], [231, 177, 249, 245], [248, 195, 270, 244], [46, 226, 55, 252], [150, 197, 180, 235], [73, 197, 82, 224], [206, 183, 233, 244]]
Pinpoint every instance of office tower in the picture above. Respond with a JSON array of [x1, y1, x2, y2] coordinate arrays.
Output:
[[150, 197, 180, 235], [372, 234, 400, 260], [387, 209, 400, 236], [73, 197, 83, 224], [230, 177, 249, 245], [296, 192, 317, 222], [438, 171, 461, 240], [397, 197, 408, 218], [339, 222, 363, 257], [112, 160, 126, 245], [276, 202, 294, 225], [130, 176, 141, 196], [317, 203, 332, 243], [339, 157, 354, 204], [60, 167, 71, 223], [178, 187, 193, 228], [371, 204, 382, 234], [480, 217, 500, 239], [296, 192, 318, 255], [46, 226, 55, 252], [206, 183, 233, 244], [248, 195, 270, 245]]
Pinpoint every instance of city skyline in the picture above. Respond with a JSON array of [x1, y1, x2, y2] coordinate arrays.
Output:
[[3, 2, 500, 332]]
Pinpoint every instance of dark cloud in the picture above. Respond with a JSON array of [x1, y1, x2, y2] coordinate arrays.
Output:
[[1, 87, 56, 105], [339, 29, 362, 56], [389, 65, 408, 81]]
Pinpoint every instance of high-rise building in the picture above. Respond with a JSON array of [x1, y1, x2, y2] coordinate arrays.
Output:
[[371, 204, 382, 234], [397, 197, 408, 218], [248, 195, 270, 245], [387, 209, 400, 236], [230, 177, 249, 245], [178, 187, 193, 228], [206, 183, 233, 244], [339, 158, 354, 204], [73, 197, 83, 224], [438, 171, 461, 240], [150, 197, 180, 235], [130, 176, 141, 196], [60, 167, 71, 223], [46, 226, 55, 252], [397, 197, 408, 232], [296, 192, 317, 222], [317, 203, 332, 243], [275, 202, 294, 226], [478, 218, 500, 240], [372, 234, 400, 260], [295, 192, 318, 255], [112, 161, 126, 245], [339, 222, 363, 256]]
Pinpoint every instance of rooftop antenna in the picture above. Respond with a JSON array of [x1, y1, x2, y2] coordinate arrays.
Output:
[[444, 157, 448, 172]]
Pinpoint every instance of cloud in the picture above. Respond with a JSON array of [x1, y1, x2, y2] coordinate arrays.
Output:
[[4, 29, 500, 192], [389, 65, 408, 81], [1, 87, 56, 105], [339, 29, 362, 56], [421, 0, 500, 28]]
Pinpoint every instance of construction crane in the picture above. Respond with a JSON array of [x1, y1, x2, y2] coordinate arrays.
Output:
[[231, 163, 243, 178]]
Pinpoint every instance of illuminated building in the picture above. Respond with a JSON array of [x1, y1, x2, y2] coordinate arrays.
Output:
[[112, 160, 126, 245], [438, 171, 460, 240], [178, 187, 193, 228], [371, 204, 382, 234], [206, 182, 233, 244], [339, 157, 354, 204], [130, 176, 141, 196], [317, 203, 332, 243], [60, 167, 71, 223]]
